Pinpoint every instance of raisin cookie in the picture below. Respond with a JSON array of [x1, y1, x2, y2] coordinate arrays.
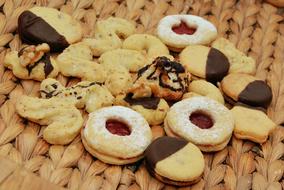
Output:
[[145, 136, 204, 186], [212, 38, 256, 75], [18, 7, 82, 52], [128, 56, 189, 101], [157, 15, 217, 50], [16, 96, 83, 145], [221, 73, 272, 108], [231, 106, 276, 143], [165, 97, 234, 152], [40, 78, 114, 113], [82, 106, 152, 165], [180, 45, 229, 83], [4, 43, 59, 81]]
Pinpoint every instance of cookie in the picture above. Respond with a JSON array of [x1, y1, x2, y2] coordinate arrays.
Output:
[[40, 78, 114, 113], [157, 15, 217, 50], [221, 73, 272, 108], [56, 42, 107, 83], [83, 17, 135, 56], [164, 97, 234, 152], [145, 136, 204, 186], [128, 56, 189, 101], [82, 106, 152, 165], [187, 80, 224, 104], [98, 49, 147, 72], [4, 43, 59, 81], [231, 106, 276, 143], [212, 38, 256, 75], [180, 45, 229, 83], [123, 34, 169, 58], [115, 93, 170, 125], [16, 96, 83, 145], [18, 7, 82, 52]]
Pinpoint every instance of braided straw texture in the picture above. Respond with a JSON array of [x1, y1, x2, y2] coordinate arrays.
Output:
[[0, 0, 283, 189]]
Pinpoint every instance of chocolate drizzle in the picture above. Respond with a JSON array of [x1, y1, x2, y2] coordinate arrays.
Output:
[[238, 80, 272, 108], [145, 137, 187, 171], [18, 11, 69, 52], [124, 93, 160, 109], [206, 48, 229, 83], [26, 53, 53, 77]]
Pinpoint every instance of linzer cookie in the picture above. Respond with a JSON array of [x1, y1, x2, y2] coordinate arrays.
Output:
[[180, 45, 229, 83], [82, 106, 152, 165], [18, 7, 82, 52], [164, 96, 234, 152], [157, 15, 217, 50], [128, 56, 190, 101], [145, 136, 204, 186], [221, 73, 272, 108]]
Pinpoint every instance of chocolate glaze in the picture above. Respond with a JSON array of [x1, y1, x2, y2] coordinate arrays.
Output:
[[18, 11, 69, 52], [124, 93, 160, 109], [145, 136, 187, 171], [26, 53, 53, 77], [238, 80, 272, 108], [206, 48, 229, 83]]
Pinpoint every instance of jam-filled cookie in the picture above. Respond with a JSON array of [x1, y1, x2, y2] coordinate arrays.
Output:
[[82, 106, 152, 165], [231, 106, 276, 143], [128, 56, 189, 101], [212, 38, 256, 75], [164, 96, 234, 152], [221, 73, 272, 108], [145, 136, 204, 186], [157, 15, 217, 50], [18, 7, 82, 52], [180, 45, 229, 83]]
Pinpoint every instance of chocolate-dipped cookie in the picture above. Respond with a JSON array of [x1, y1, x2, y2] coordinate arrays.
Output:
[[145, 136, 204, 186], [18, 7, 82, 52], [221, 73, 272, 108], [180, 45, 229, 83]]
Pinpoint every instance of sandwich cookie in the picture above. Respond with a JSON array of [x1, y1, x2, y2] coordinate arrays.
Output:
[[82, 106, 152, 165], [145, 136, 205, 186], [164, 96, 234, 152]]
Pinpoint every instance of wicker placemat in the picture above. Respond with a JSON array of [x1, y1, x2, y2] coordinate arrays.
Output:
[[0, 0, 283, 189]]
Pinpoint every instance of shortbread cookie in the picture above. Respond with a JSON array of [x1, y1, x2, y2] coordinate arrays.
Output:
[[145, 136, 204, 186], [187, 80, 224, 104], [180, 45, 229, 83], [231, 106, 276, 143], [157, 15, 217, 50], [82, 106, 152, 165], [4, 43, 59, 81], [165, 97, 234, 152], [16, 96, 83, 145], [123, 34, 169, 58], [221, 73, 272, 108], [99, 49, 147, 72], [128, 56, 189, 101], [115, 93, 170, 125], [212, 38, 256, 75], [56, 42, 107, 82], [18, 7, 82, 52], [83, 17, 135, 56], [40, 78, 114, 113]]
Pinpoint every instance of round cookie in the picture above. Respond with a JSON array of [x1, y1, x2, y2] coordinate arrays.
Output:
[[82, 106, 152, 165], [145, 136, 204, 186], [18, 7, 82, 52], [164, 96, 234, 152], [180, 45, 229, 83], [221, 73, 272, 108], [157, 15, 217, 50]]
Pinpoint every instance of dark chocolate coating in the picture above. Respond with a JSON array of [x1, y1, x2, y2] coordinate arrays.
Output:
[[26, 53, 53, 77], [238, 80, 272, 108], [124, 93, 160, 109], [206, 48, 230, 83], [145, 136, 187, 172], [18, 11, 69, 52]]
